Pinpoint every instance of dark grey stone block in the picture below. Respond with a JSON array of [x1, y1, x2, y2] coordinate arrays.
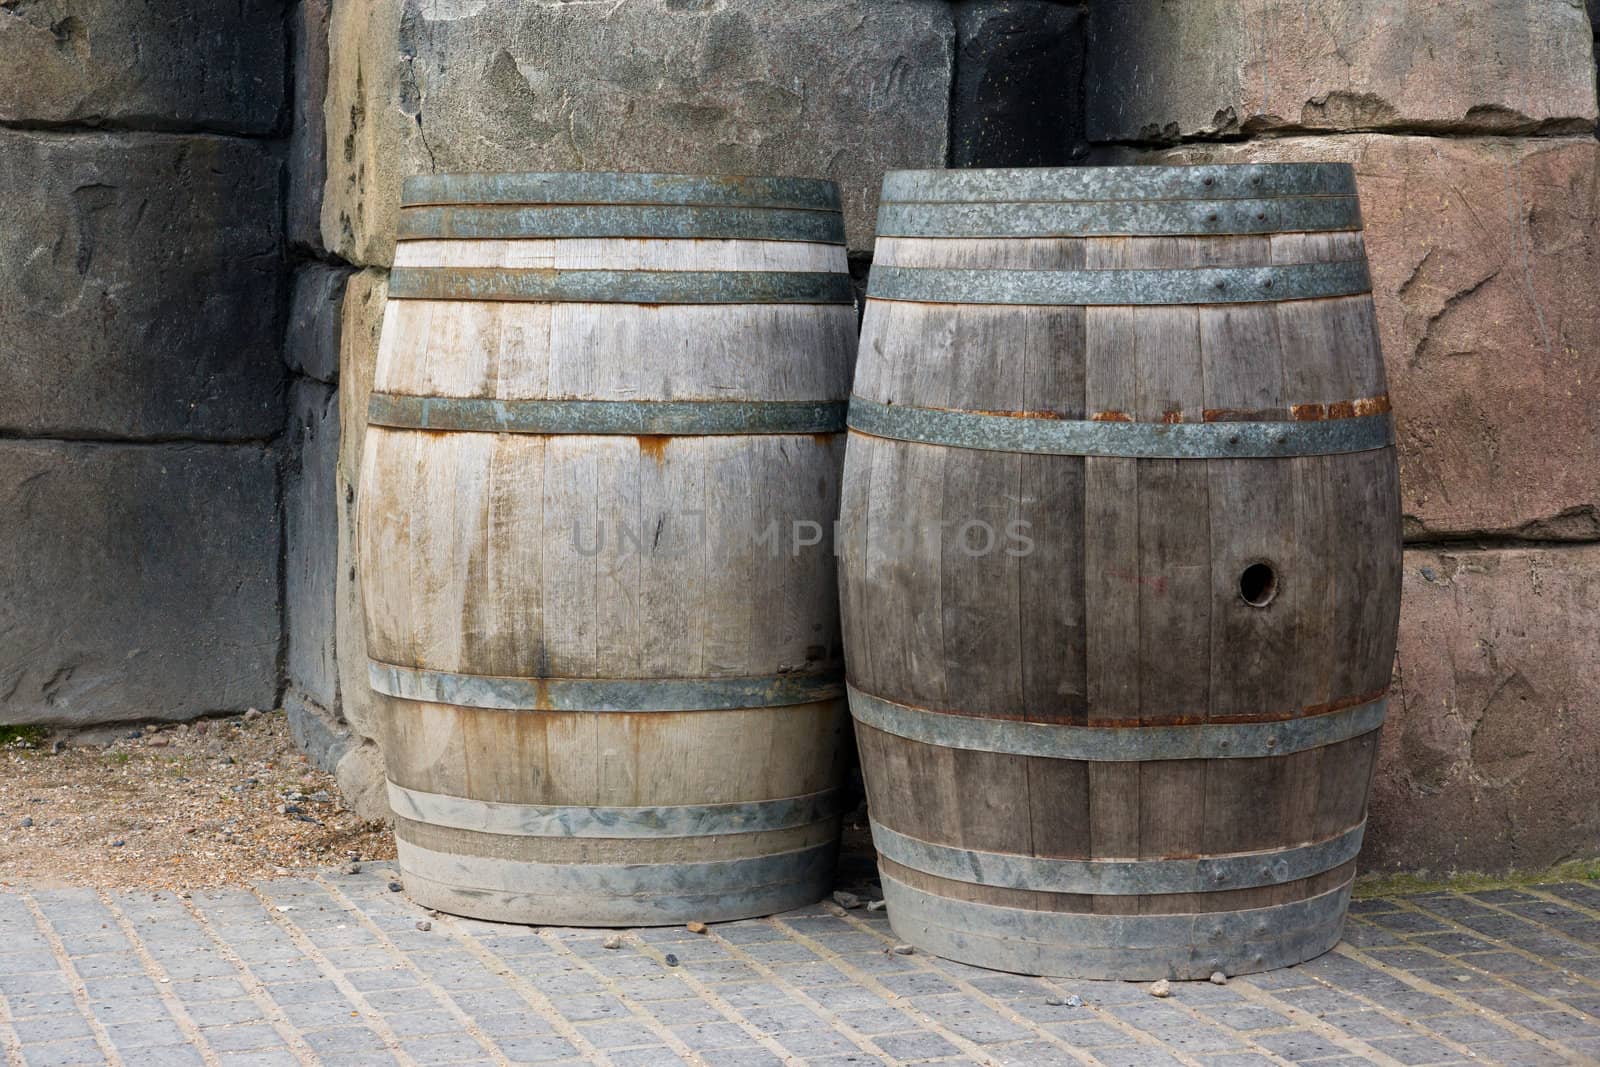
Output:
[[0, 131, 285, 440], [0, 440, 279, 725], [285, 263, 351, 384], [290, 0, 333, 250], [0, 0, 287, 133], [952, 1, 1085, 167]]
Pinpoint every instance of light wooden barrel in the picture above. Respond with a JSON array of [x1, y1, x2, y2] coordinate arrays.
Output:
[[839, 163, 1401, 979], [359, 172, 856, 925]]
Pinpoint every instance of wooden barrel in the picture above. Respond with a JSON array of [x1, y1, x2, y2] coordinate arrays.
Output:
[[359, 172, 856, 925], [839, 163, 1401, 979]]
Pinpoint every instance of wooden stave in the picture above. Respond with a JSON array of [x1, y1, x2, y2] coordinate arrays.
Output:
[[360, 200, 855, 924], [840, 213, 1399, 976]]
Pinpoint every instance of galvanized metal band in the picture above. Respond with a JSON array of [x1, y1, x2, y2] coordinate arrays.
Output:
[[879, 874, 1351, 980], [881, 163, 1357, 205], [397, 204, 846, 244], [396, 839, 835, 898], [847, 397, 1393, 459], [877, 196, 1361, 238], [388, 268, 855, 305], [396, 840, 836, 926], [847, 685, 1387, 762], [870, 820, 1365, 896], [387, 781, 845, 839], [367, 394, 847, 436], [866, 261, 1370, 306], [370, 661, 845, 712], [403, 172, 841, 212]]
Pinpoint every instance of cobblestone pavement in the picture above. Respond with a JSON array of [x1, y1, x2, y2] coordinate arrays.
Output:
[[6, 869, 1600, 1066]]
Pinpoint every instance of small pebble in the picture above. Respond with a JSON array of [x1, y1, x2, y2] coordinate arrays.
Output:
[[244, 708, 262, 721], [342, 862, 361, 875], [1064, 994, 1083, 1008], [686, 921, 707, 934], [388, 881, 403, 893], [109, 839, 125, 848], [891, 943, 914, 955], [126, 729, 143, 739], [50, 740, 65, 754], [1210, 971, 1228, 985], [602, 934, 623, 950], [821, 901, 847, 917], [1149, 979, 1171, 998], [1044, 995, 1064, 1007], [832, 891, 862, 910], [19, 817, 33, 828], [664, 953, 679, 967], [416, 920, 432, 932], [866, 899, 887, 912], [1544, 906, 1561, 915], [218, 755, 235, 765], [1455, 974, 1472, 983]]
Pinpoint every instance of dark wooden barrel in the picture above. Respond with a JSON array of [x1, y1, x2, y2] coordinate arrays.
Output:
[[359, 172, 856, 925], [838, 163, 1401, 979]]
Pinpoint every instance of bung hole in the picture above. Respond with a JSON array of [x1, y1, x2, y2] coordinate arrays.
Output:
[[1239, 562, 1277, 607]]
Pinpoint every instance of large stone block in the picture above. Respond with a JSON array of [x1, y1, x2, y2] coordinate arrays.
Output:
[[324, 0, 954, 264], [290, 0, 334, 251], [285, 380, 339, 711], [0, 132, 286, 440], [1142, 135, 1600, 540], [0, 0, 287, 134], [334, 269, 389, 750], [1088, 0, 1598, 141], [285, 262, 352, 384], [1367, 546, 1600, 874], [951, 1, 1084, 168], [0, 441, 279, 725]]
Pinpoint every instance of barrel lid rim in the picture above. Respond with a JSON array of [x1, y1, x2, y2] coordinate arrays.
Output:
[[402, 170, 843, 210]]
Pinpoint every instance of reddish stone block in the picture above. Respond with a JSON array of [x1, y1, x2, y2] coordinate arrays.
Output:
[[1147, 135, 1600, 539], [1366, 547, 1600, 874], [1088, 0, 1597, 141]]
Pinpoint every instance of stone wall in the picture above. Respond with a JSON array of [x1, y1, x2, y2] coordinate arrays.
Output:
[[1096, 2, 1600, 874], [0, 2, 289, 724], [9, 0, 1590, 873]]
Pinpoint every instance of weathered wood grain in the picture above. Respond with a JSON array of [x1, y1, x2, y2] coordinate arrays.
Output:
[[360, 177, 855, 925], [841, 166, 1401, 978]]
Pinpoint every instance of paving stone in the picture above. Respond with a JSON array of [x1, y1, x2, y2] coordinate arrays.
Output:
[[400, 1032, 490, 1064], [1252, 1030, 1359, 1062], [607, 1049, 692, 1067], [13, 1016, 94, 1043], [201, 1024, 289, 1053], [215, 1053, 304, 1067], [1471, 1043, 1579, 1067], [873, 1030, 964, 1060], [19, 1040, 111, 1067], [118, 1047, 205, 1067], [87, 999, 169, 1025], [571, 1020, 657, 1049], [698, 1051, 787, 1067], [103, 1017, 187, 1048], [494, 1034, 581, 1062], [669, 1021, 758, 1052], [302, 1026, 390, 1056], [1365, 1034, 1463, 1065]]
